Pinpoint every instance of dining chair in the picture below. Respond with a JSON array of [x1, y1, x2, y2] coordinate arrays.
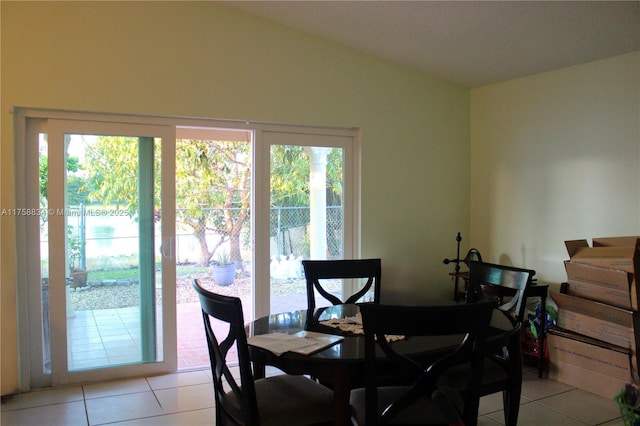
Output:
[[464, 260, 535, 322], [192, 279, 334, 426], [350, 300, 496, 426], [302, 258, 382, 312], [440, 261, 535, 426]]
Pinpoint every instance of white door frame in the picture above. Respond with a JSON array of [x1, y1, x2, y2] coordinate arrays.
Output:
[[14, 110, 177, 388], [13, 107, 360, 388]]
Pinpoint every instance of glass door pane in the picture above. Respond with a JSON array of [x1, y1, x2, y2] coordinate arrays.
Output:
[[61, 134, 160, 370], [44, 120, 176, 385], [269, 144, 345, 314], [174, 127, 253, 369]]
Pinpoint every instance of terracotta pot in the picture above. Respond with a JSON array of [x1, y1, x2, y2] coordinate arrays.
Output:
[[70, 269, 88, 288]]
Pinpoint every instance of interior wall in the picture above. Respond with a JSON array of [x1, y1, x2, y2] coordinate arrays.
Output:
[[1, 2, 469, 394], [470, 52, 640, 288]]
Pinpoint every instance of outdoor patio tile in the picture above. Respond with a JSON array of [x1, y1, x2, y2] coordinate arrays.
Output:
[[92, 310, 121, 318], [68, 317, 98, 326], [69, 336, 104, 346], [177, 351, 210, 369], [96, 323, 126, 332], [176, 339, 206, 350], [100, 331, 131, 341], [69, 349, 108, 362], [70, 311, 96, 320], [106, 346, 141, 358], [101, 338, 138, 349], [121, 326, 140, 336], [69, 340, 106, 351], [69, 328, 100, 339]]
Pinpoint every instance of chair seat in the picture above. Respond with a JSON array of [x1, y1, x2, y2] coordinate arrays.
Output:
[[225, 374, 334, 426], [350, 386, 460, 425]]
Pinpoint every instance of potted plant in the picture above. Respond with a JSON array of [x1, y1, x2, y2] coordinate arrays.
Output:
[[210, 249, 236, 286], [68, 228, 88, 289]]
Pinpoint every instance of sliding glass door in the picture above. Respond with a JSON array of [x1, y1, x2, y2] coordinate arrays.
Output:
[[21, 117, 176, 386], [16, 110, 359, 383], [258, 130, 358, 316]]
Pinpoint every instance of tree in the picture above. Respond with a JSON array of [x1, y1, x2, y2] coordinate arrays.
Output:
[[84, 136, 250, 267], [270, 145, 343, 206], [84, 136, 147, 213], [83, 137, 342, 267], [39, 154, 86, 203], [175, 139, 250, 267]]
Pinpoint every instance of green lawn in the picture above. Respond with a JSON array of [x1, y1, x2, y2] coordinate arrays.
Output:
[[89, 264, 209, 281]]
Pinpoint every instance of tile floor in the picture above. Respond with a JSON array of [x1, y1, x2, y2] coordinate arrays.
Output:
[[0, 364, 627, 425], [20, 290, 628, 425], [67, 308, 150, 371]]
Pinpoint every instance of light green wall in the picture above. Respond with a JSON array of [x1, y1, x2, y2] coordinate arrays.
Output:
[[470, 52, 640, 287], [1, 2, 469, 393]]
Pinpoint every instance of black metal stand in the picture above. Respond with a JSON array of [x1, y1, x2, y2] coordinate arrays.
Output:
[[443, 232, 463, 301]]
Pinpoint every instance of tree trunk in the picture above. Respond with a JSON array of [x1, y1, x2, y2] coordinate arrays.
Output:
[[229, 232, 242, 270], [224, 205, 249, 271], [194, 216, 213, 266]]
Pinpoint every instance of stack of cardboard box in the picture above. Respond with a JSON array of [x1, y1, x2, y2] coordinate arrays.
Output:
[[548, 237, 640, 398]]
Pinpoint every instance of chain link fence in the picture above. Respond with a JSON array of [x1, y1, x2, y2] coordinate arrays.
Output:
[[49, 206, 344, 270], [177, 206, 343, 264], [269, 206, 343, 259]]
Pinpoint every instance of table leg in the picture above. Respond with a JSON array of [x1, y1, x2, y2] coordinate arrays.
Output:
[[331, 365, 353, 426]]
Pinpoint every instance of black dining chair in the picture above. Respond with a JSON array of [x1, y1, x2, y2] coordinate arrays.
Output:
[[192, 279, 334, 426], [464, 260, 535, 323], [302, 258, 382, 312], [439, 261, 535, 426], [350, 300, 496, 426]]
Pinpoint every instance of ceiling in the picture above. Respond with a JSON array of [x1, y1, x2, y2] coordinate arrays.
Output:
[[223, 1, 640, 88]]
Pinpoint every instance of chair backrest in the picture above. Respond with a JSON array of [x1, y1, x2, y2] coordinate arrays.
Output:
[[302, 258, 382, 311], [359, 300, 496, 425], [465, 261, 535, 322], [192, 279, 259, 425]]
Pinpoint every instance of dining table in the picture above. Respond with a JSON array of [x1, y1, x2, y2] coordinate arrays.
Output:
[[245, 302, 511, 426]]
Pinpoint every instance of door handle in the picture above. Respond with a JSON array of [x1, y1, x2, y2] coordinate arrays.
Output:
[[160, 238, 174, 260]]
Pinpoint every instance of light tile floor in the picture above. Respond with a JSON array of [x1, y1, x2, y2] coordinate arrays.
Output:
[[1, 365, 627, 425], [26, 291, 629, 425]]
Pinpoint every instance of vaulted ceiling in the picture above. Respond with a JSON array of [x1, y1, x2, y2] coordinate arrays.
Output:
[[224, 1, 640, 88]]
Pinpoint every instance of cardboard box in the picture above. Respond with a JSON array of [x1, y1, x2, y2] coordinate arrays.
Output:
[[548, 328, 635, 398], [548, 328, 635, 381], [552, 291, 639, 349], [565, 239, 640, 274], [593, 236, 640, 247], [550, 361, 628, 399], [564, 261, 637, 310]]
